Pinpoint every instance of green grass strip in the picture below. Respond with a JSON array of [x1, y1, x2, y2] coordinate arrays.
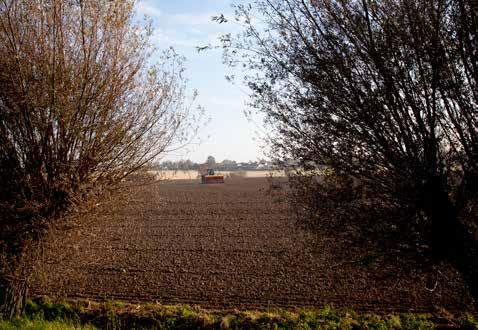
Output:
[[0, 297, 475, 329]]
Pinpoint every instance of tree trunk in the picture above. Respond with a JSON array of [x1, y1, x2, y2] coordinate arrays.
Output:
[[425, 184, 457, 259], [0, 235, 31, 320], [0, 275, 27, 319], [453, 227, 478, 307], [425, 181, 478, 305]]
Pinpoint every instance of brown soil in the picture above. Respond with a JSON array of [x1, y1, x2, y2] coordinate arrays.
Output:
[[32, 177, 475, 313]]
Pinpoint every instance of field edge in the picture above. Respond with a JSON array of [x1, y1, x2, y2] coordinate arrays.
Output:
[[2, 296, 475, 329]]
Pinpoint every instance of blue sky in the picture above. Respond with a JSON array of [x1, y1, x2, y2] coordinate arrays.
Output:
[[136, 0, 264, 163]]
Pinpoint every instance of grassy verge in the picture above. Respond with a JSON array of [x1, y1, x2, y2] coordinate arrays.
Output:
[[0, 297, 476, 329]]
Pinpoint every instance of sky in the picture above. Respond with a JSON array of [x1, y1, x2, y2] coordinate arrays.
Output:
[[136, 0, 265, 163]]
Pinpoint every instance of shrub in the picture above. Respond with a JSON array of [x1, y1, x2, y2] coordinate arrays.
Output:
[[0, 0, 197, 318]]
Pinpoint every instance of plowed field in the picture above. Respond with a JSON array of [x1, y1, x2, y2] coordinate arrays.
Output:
[[33, 178, 474, 312]]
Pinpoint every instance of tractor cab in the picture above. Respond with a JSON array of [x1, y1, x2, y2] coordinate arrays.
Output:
[[207, 169, 215, 176]]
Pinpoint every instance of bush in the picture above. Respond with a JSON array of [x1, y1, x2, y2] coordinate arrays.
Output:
[[286, 169, 432, 255], [0, 0, 196, 318]]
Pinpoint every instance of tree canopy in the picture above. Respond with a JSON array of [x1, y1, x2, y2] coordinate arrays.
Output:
[[219, 0, 478, 297], [0, 0, 194, 221], [0, 0, 197, 317]]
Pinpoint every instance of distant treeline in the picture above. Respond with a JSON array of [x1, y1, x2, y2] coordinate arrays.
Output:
[[153, 158, 277, 171]]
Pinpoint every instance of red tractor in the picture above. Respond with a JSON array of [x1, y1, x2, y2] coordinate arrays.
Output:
[[199, 166, 224, 184]]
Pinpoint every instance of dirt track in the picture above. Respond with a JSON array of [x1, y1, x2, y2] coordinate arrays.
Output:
[[33, 178, 474, 312]]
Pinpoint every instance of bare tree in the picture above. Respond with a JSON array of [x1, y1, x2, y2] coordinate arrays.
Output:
[[0, 0, 197, 317], [219, 0, 477, 297]]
